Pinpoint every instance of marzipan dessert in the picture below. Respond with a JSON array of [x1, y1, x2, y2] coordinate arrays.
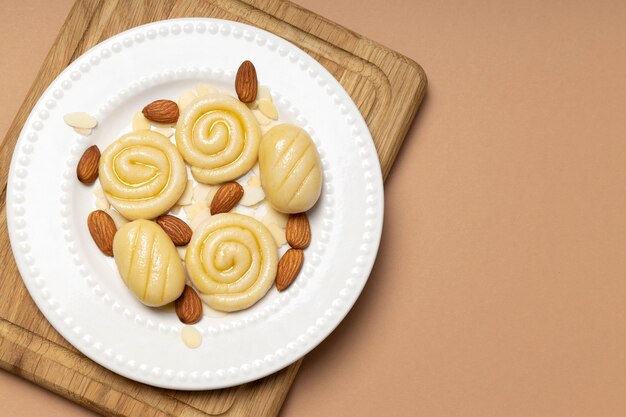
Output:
[[186, 213, 278, 312], [113, 219, 186, 307], [176, 95, 261, 184], [74, 60, 323, 342], [99, 130, 187, 220]]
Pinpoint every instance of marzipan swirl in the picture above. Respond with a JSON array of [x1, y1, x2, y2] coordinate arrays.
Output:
[[185, 213, 278, 312], [99, 130, 187, 220], [175, 94, 261, 184]]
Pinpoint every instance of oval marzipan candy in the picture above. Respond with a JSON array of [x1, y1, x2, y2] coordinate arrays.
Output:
[[258, 124, 322, 213], [113, 219, 185, 307]]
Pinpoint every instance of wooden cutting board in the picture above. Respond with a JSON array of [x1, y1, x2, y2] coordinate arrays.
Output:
[[0, 0, 426, 416]]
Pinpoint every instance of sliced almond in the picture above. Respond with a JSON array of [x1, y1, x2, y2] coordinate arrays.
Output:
[[176, 180, 193, 206], [235, 60, 258, 103], [275, 249, 304, 291], [132, 111, 151, 130], [104, 208, 128, 229], [192, 183, 219, 206], [177, 91, 197, 111], [73, 127, 93, 136], [87, 210, 116, 256], [252, 109, 272, 126], [266, 222, 287, 246], [240, 185, 265, 206], [258, 100, 278, 120], [262, 206, 289, 228], [153, 126, 174, 138], [184, 203, 206, 221], [196, 83, 218, 97], [175, 285, 203, 324], [64, 112, 98, 129], [93, 185, 110, 210], [256, 85, 272, 102], [95, 196, 110, 211], [189, 208, 212, 231], [169, 204, 183, 216], [247, 175, 261, 187], [286, 212, 311, 249], [210, 182, 244, 215], [76, 145, 100, 184], [176, 245, 187, 260]]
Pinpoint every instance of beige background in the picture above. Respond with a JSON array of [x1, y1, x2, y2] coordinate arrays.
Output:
[[2, 0, 626, 416]]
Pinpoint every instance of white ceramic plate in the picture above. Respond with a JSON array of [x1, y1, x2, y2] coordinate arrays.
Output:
[[6, 18, 383, 389]]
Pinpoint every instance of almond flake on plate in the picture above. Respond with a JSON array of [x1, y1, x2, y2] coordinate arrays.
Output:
[[73, 127, 93, 136], [184, 203, 206, 221], [64, 112, 98, 129], [190, 208, 212, 230], [153, 126, 174, 138], [169, 204, 183, 216], [262, 205, 289, 228], [252, 109, 272, 126], [176, 180, 193, 206], [196, 83, 218, 97], [192, 183, 219, 206], [266, 222, 287, 246], [240, 185, 265, 206], [132, 111, 151, 130], [247, 175, 261, 187], [177, 91, 198, 111], [104, 208, 129, 229], [256, 85, 272, 103], [93, 185, 110, 210], [258, 100, 278, 120]]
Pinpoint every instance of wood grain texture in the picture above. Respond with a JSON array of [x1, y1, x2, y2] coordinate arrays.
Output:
[[0, 0, 426, 416]]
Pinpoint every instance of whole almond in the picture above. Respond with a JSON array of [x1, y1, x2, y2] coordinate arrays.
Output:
[[235, 60, 258, 103], [175, 285, 203, 324], [76, 145, 101, 184], [87, 210, 116, 256], [210, 182, 244, 215], [156, 215, 192, 246], [275, 249, 304, 291], [142, 99, 179, 124], [286, 212, 311, 249]]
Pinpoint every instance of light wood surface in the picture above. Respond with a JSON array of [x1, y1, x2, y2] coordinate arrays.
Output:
[[0, 0, 426, 416]]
